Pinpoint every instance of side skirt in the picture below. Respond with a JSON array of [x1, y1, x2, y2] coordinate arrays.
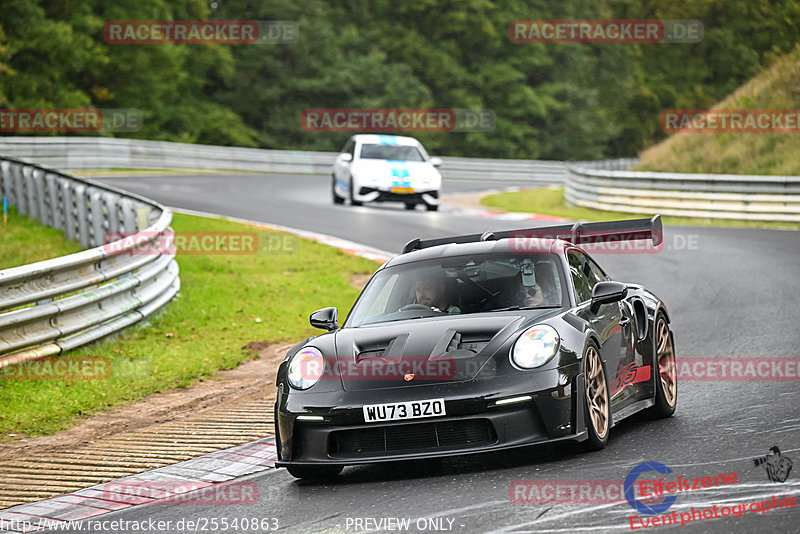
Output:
[[610, 397, 654, 428]]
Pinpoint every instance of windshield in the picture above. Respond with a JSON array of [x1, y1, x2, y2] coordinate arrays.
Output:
[[346, 253, 568, 327], [359, 144, 425, 161]]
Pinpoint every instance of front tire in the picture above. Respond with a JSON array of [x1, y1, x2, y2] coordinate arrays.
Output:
[[425, 203, 439, 212], [349, 176, 362, 207], [649, 313, 677, 418], [332, 176, 344, 205], [583, 342, 610, 451], [286, 464, 343, 480], [404, 202, 416, 210]]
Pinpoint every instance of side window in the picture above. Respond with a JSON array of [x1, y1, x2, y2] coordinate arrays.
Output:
[[567, 250, 600, 303], [585, 256, 608, 286]]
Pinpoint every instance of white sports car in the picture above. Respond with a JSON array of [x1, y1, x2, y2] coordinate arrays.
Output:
[[331, 134, 442, 211]]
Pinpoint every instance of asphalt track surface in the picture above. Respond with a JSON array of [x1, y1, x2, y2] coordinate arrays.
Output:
[[52, 173, 799, 533]]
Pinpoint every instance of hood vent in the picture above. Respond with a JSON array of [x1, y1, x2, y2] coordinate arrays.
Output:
[[431, 329, 495, 358], [355, 334, 409, 361]]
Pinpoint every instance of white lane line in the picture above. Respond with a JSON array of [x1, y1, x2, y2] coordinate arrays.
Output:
[[483, 502, 623, 534], [170, 207, 395, 263]]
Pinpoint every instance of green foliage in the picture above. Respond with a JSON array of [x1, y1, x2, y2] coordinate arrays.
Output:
[[0, 205, 82, 269], [1, 0, 799, 158], [637, 44, 800, 176]]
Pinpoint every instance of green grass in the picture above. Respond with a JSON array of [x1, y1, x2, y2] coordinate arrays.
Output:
[[0, 206, 83, 269], [0, 212, 378, 439], [481, 186, 800, 230]]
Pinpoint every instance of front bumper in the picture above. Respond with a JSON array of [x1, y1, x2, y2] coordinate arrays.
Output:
[[275, 367, 585, 467], [354, 186, 439, 206]]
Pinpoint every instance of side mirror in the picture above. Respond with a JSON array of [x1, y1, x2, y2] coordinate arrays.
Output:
[[430, 156, 442, 167], [338, 153, 353, 163], [310, 307, 338, 331], [590, 282, 628, 314]]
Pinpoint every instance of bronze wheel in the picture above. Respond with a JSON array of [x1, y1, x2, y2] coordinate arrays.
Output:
[[583, 342, 610, 450], [657, 318, 677, 406]]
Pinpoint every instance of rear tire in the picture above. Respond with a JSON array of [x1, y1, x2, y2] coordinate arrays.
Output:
[[332, 176, 344, 205], [649, 312, 677, 418], [425, 203, 439, 212], [286, 464, 343, 480], [582, 342, 610, 451], [404, 202, 416, 210], [349, 176, 362, 207]]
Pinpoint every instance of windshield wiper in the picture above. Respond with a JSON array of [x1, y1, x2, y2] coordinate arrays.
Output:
[[365, 314, 433, 325], [485, 305, 562, 312]]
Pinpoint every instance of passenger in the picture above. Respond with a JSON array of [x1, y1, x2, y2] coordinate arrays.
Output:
[[520, 262, 559, 307]]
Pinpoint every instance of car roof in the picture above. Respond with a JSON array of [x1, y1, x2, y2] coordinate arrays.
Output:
[[351, 134, 420, 146], [383, 238, 567, 269]]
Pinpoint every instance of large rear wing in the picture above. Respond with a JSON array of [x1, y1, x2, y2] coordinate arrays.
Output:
[[401, 215, 662, 254]]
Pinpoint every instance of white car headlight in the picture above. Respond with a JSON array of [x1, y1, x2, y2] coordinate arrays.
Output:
[[288, 347, 324, 389], [511, 325, 560, 369]]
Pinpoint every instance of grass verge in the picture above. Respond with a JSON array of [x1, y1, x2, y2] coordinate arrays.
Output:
[[480, 186, 800, 230], [636, 45, 800, 176], [73, 169, 262, 177], [0, 206, 83, 269], [0, 212, 378, 440]]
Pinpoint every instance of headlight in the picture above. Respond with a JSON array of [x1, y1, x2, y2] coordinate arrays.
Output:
[[511, 325, 560, 369], [288, 347, 324, 390]]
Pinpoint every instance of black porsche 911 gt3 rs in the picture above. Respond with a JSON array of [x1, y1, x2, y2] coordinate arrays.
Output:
[[274, 216, 677, 479]]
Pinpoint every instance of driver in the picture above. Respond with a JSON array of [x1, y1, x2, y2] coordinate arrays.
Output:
[[414, 275, 460, 313]]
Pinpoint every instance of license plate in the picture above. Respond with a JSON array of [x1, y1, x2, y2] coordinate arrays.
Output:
[[390, 187, 415, 194], [363, 398, 445, 422]]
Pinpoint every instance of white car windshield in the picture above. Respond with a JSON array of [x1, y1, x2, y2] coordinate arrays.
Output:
[[345, 253, 568, 327], [359, 144, 425, 161]]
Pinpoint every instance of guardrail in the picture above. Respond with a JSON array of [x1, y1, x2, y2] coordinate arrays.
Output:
[[566, 161, 800, 222], [0, 156, 180, 367], [0, 137, 567, 184]]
